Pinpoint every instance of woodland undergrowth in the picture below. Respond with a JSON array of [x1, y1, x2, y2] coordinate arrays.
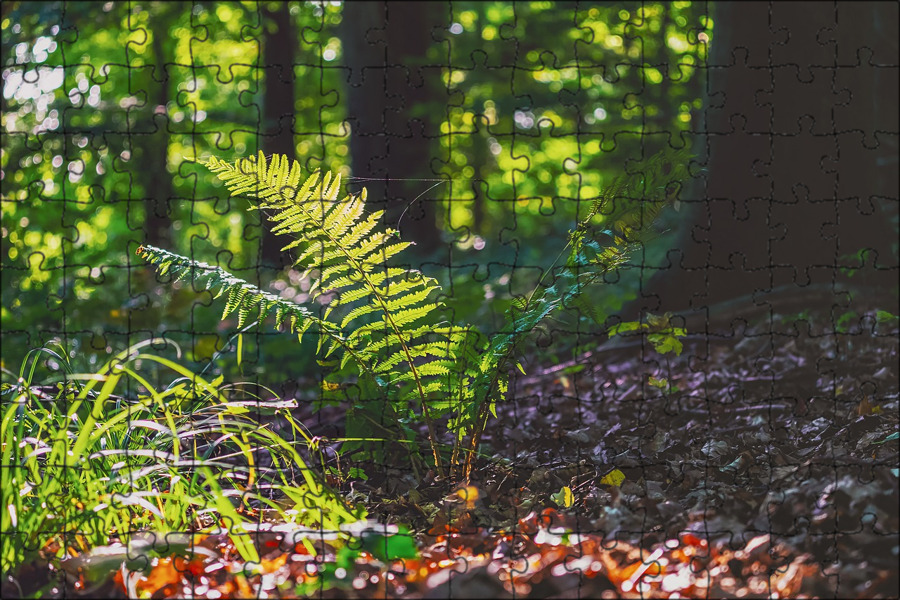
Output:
[[138, 148, 693, 481]]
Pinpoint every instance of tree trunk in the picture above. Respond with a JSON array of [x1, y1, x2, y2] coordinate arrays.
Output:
[[143, 10, 174, 249], [649, 1, 898, 320], [340, 1, 442, 254], [260, 0, 299, 269]]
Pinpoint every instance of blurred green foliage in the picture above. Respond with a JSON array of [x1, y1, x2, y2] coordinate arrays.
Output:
[[1, 1, 708, 381]]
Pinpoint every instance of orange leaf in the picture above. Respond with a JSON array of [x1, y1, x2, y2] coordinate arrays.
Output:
[[455, 485, 480, 509], [858, 395, 872, 416], [134, 557, 181, 597], [259, 553, 287, 573], [680, 533, 707, 548]]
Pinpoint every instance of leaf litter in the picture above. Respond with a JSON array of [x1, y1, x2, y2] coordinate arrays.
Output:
[[5, 310, 897, 598]]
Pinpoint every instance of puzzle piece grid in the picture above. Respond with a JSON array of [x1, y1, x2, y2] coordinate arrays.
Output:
[[1, 1, 898, 597]]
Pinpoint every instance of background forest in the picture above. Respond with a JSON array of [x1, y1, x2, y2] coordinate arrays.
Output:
[[2, 0, 709, 382]]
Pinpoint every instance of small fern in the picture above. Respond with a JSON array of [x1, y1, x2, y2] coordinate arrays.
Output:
[[452, 146, 693, 477], [139, 148, 692, 481], [140, 153, 454, 473]]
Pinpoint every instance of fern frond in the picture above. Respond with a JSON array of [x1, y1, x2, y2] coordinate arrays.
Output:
[[201, 152, 453, 473], [144, 145, 691, 481], [458, 146, 694, 478], [572, 145, 691, 270], [135, 245, 372, 372]]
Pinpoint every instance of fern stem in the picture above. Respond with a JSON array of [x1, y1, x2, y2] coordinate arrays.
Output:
[[461, 242, 575, 480], [463, 371, 501, 480], [345, 279, 445, 475], [450, 427, 465, 478]]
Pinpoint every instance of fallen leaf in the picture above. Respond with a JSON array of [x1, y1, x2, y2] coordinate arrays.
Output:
[[550, 486, 574, 508], [857, 395, 872, 416], [600, 469, 625, 487]]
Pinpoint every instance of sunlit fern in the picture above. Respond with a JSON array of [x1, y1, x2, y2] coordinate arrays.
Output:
[[134, 245, 372, 371], [139, 148, 692, 480], [139, 152, 454, 472]]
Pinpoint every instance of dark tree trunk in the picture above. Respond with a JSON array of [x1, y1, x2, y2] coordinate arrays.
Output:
[[340, 1, 442, 254], [143, 10, 174, 249], [260, 0, 299, 269], [649, 1, 898, 320], [471, 125, 488, 236]]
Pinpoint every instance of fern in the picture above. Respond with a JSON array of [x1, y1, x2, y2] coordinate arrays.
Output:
[[454, 146, 692, 478], [139, 148, 692, 481], [141, 153, 453, 473], [133, 245, 370, 361]]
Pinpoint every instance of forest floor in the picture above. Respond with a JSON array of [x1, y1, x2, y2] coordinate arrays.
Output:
[[8, 308, 898, 598]]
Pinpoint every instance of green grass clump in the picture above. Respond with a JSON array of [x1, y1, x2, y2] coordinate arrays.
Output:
[[1, 339, 360, 577]]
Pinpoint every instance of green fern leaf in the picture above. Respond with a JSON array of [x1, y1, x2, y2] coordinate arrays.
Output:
[[199, 152, 455, 472], [136, 244, 359, 371]]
